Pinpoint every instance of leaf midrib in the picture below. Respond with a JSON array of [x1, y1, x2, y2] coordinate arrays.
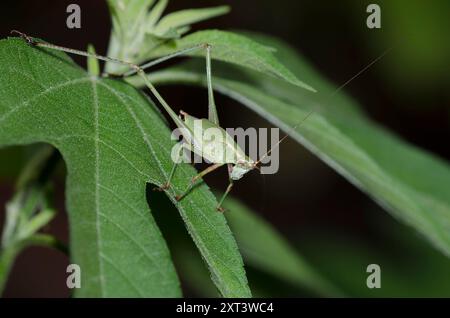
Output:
[[91, 77, 106, 297]]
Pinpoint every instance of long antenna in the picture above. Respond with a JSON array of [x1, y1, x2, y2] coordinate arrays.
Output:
[[255, 108, 314, 166], [255, 47, 392, 167]]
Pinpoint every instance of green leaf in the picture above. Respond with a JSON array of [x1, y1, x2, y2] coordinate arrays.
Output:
[[143, 34, 450, 257], [146, 0, 168, 30], [149, 30, 316, 91], [222, 196, 343, 297], [0, 38, 251, 297], [153, 6, 230, 36]]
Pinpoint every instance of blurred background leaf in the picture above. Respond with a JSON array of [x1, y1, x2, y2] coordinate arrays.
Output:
[[222, 196, 343, 297]]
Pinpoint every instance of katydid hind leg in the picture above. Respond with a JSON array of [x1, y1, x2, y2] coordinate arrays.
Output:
[[217, 164, 234, 212], [175, 163, 224, 202]]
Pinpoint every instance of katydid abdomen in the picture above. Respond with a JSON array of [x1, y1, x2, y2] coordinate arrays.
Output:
[[181, 111, 249, 165]]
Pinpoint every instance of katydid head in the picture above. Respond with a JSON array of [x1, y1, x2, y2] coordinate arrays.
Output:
[[231, 134, 287, 180], [230, 159, 255, 180]]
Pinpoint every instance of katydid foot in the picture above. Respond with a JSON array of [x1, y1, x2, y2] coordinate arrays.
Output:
[[217, 206, 227, 213], [11, 30, 36, 46]]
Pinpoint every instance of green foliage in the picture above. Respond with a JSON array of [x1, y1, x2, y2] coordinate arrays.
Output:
[[299, 214, 450, 297], [0, 146, 61, 294], [152, 6, 230, 37], [149, 30, 315, 91], [106, 0, 230, 73], [1, 0, 449, 298], [146, 191, 341, 297], [222, 197, 343, 297], [0, 38, 250, 297], [143, 33, 450, 258]]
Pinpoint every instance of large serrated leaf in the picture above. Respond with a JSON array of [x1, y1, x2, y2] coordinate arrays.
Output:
[[0, 38, 251, 297]]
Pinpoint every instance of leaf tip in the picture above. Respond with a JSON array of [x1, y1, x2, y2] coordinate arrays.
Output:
[[292, 78, 317, 92]]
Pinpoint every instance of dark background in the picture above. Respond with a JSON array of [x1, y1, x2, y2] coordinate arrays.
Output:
[[0, 0, 449, 297]]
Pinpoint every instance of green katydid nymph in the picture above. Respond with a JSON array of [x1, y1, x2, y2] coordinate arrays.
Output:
[[11, 30, 286, 212]]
